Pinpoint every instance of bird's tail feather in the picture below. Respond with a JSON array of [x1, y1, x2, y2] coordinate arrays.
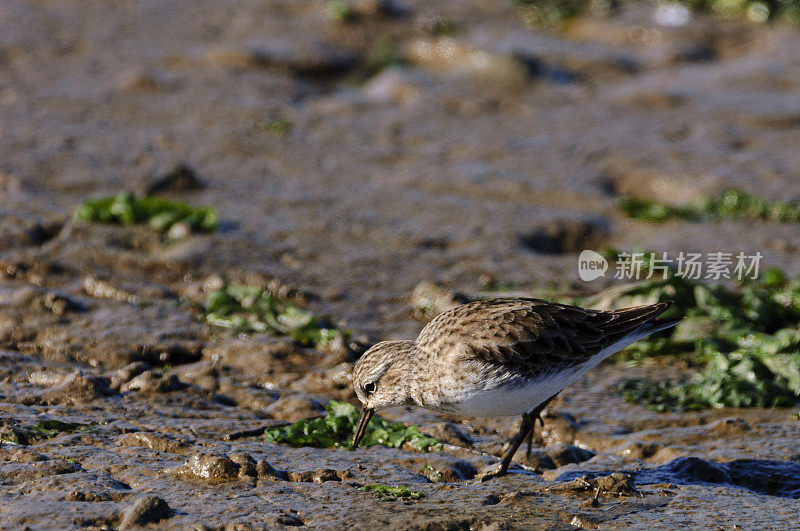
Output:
[[595, 310, 681, 362], [640, 316, 682, 335]]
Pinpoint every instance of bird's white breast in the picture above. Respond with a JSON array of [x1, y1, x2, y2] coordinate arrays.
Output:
[[435, 332, 649, 417], [443, 370, 574, 417]]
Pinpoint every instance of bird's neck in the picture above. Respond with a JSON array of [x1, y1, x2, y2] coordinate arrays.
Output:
[[404, 343, 443, 410]]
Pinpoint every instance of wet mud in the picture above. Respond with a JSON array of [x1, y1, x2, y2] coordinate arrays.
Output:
[[2, 0, 800, 528]]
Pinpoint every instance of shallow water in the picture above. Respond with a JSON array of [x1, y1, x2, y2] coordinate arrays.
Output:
[[2, 0, 800, 528]]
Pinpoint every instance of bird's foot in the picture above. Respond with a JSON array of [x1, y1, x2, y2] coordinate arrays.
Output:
[[478, 463, 509, 482], [480, 469, 506, 482]]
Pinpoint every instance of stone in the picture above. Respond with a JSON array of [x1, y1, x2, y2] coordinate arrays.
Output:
[[37, 371, 114, 405], [394, 455, 477, 482], [288, 470, 314, 482], [229, 453, 257, 478], [546, 443, 596, 468], [122, 371, 183, 393], [120, 496, 171, 529], [548, 472, 639, 496], [256, 460, 288, 481], [144, 163, 203, 195], [618, 441, 662, 460], [312, 469, 342, 483], [176, 453, 240, 481], [709, 417, 750, 435], [108, 362, 151, 391], [118, 432, 186, 454]]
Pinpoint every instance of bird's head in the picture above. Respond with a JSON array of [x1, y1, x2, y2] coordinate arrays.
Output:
[[350, 340, 416, 447]]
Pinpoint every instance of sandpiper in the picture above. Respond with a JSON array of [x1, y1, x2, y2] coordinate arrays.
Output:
[[351, 297, 680, 479]]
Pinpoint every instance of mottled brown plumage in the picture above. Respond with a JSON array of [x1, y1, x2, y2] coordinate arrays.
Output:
[[415, 298, 673, 378], [351, 297, 680, 478]]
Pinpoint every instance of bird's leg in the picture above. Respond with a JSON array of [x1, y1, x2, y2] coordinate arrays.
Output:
[[526, 392, 560, 458], [524, 425, 534, 458], [481, 413, 533, 481]]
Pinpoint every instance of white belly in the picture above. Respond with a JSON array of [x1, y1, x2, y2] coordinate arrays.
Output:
[[437, 333, 647, 418], [445, 370, 577, 417]]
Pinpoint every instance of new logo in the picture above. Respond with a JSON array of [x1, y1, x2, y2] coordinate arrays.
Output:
[[578, 250, 608, 281]]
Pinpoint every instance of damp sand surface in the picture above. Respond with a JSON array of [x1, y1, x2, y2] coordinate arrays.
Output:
[[2, 0, 800, 528]]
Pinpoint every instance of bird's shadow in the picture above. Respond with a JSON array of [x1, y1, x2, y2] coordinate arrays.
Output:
[[554, 456, 800, 499]]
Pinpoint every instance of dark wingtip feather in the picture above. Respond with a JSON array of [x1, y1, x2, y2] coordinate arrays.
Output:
[[643, 315, 682, 334], [600, 300, 677, 342], [648, 300, 673, 315]]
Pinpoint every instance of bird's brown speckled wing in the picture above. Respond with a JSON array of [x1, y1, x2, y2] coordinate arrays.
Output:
[[414, 297, 673, 377]]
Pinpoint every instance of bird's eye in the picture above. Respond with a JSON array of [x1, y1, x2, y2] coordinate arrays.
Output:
[[364, 382, 376, 394]]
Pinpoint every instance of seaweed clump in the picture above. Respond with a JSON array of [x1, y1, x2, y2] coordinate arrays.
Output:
[[325, 0, 356, 23], [515, 0, 601, 29], [264, 401, 442, 452], [672, 0, 800, 25], [619, 188, 800, 224], [199, 285, 349, 348], [74, 191, 218, 234], [597, 269, 800, 410], [256, 118, 292, 136], [359, 485, 424, 501], [514, 0, 800, 29], [0, 420, 92, 446], [617, 198, 700, 223]]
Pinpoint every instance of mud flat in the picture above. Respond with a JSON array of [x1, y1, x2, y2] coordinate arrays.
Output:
[[2, 0, 800, 528]]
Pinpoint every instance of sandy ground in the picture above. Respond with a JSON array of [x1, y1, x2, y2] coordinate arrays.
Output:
[[1, 0, 800, 528]]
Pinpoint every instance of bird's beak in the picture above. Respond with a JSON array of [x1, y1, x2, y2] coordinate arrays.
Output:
[[351, 407, 374, 449]]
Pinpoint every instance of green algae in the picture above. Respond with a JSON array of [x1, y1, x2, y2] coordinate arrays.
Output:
[[74, 191, 218, 234], [325, 0, 356, 23], [618, 198, 700, 223], [359, 485, 424, 501], [594, 270, 800, 410], [515, 0, 800, 29], [620, 188, 800, 224], [421, 464, 444, 482], [0, 420, 93, 446], [257, 118, 292, 136], [618, 334, 800, 411], [428, 18, 459, 36], [515, 0, 595, 29], [672, 0, 800, 25], [200, 285, 349, 348], [264, 401, 442, 452]]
